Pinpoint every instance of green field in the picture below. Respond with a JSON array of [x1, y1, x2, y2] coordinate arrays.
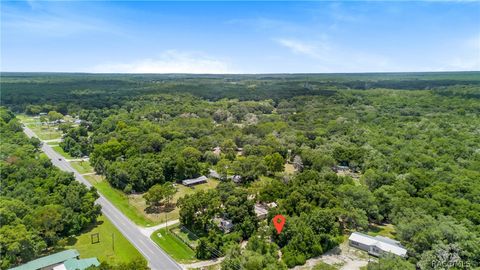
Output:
[[52, 145, 74, 159], [71, 161, 94, 174], [171, 226, 200, 249], [367, 224, 396, 239], [27, 123, 63, 140], [84, 175, 156, 226], [85, 174, 219, 227], [129, 179, 220, 224], [151, 227, 197, 263], [65, 215, 144, 265]]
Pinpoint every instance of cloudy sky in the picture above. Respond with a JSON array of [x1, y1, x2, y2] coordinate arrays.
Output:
[[1, 1, 479, 73]]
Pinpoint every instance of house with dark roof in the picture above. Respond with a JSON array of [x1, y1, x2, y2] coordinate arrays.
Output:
[[9, 249, 100, 270]]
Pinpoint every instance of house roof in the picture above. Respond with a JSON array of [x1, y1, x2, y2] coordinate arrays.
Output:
[[349, 232, 407, 257], [254, 204, 268, 217], [182, 175, 208, 185], [9, 250, 79, 270], [208, 169, 221, 179], [63, 258, 100, 270]]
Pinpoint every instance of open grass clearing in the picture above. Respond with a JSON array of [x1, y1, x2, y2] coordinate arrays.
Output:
[[65, 215, 144, 265], [84, 175, 155, 227], [27, 123, 63, 140], [171, 226, 200, 249], [367, 223, 396, 239], [52, 145, 74, 159], [84, 175, 219, 227], [129, 179, 220, 224], [70, 160, 94, 174], [151, 227, 197, 264]]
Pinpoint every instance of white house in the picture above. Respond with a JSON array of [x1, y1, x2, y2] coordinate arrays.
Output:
[[348, 232, 407, 257], [254, 204, 268, 220]]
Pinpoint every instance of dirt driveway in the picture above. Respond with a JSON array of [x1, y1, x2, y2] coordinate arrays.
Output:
[[293, 241, 373, 270]]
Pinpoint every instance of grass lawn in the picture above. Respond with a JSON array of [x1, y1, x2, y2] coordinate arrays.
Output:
[[65, 215, 144, 265], [247, 175, 276, 196], [129, 179, 220, 224], [17, 114, 37, 124], [84, 175, 156, 227], [188, 265, 221, 270], [26, 123, 63, 140], [71, 161, 94, 174], [171, 226, 200, 249], [151, 227, 197, 263], [18, 114, 62, 140], [52, 145, 74, 159], [84, 174, 219, 227], [367, 223, 396, 239]]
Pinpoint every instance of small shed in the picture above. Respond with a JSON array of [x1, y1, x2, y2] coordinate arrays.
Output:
[[333, 165, 350, 173], [182, 175, 208, 186], [266, 202, 278, 209], [231, 175, 242, 183], [215, 218, 233, 233], [213, 146, 221, 156], [208, 169, 221, 179]]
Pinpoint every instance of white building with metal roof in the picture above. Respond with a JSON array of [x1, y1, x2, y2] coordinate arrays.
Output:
[[348, 232, 407, 257], [181, 175, 208, 186]]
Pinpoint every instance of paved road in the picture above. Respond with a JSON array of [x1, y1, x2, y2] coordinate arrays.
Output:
[[23, 126, 182, 270]]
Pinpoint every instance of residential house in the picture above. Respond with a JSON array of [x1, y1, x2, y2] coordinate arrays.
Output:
[[9, 249, 99, 270], [182, 175, 208, 186], [348, 232, 407, 257], [254, 204, 268, 220]]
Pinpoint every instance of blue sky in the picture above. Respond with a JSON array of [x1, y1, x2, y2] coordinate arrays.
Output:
[[1, 1, 479, 73]]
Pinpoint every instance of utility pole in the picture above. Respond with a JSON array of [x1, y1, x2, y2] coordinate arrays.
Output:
[[112, 232, 115, 252], [165, 210, 168, 234]]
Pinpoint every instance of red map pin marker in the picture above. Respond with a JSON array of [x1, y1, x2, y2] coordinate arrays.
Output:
[[272, 214, 286, 234]]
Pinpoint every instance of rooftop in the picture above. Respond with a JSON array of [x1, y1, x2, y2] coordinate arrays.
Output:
[[9, 250, 79, 270], [61, 258, 100, 270], [182, 175, 208, 186], [349, 232, 407, 257], [254, 204, 268, 217]]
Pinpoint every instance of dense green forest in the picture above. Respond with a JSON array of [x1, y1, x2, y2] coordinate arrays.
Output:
[[0, 108, 101, 269], [1, 72, 479, 269]]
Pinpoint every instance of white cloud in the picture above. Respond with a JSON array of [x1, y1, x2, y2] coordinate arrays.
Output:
[[435, 34, 480, 71], [275, 38, 331, 60], [91, 50, 234, 74], [276, 38, 318, 57], [275, 37, 394, 72]]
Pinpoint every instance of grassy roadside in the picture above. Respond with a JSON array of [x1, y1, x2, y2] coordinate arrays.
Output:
[[70, 161, 94, 174], [65, 215, 145, 265], [52, 145, 74, 159], [19, 114, 218, 229], [151, 227, 197, 264], [84, 175, 157, 227]]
